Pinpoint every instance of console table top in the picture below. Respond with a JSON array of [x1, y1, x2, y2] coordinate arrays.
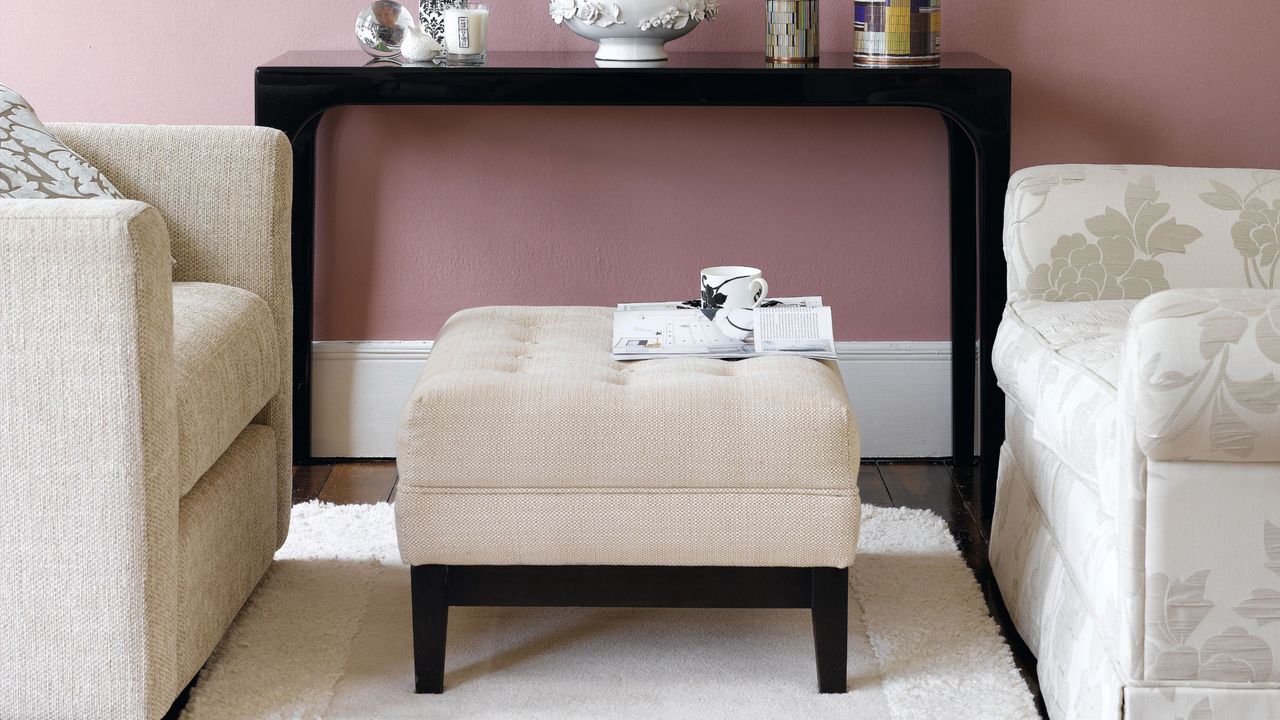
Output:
[[259, 50, 1006, 73], [256, 50, 1009, 123]]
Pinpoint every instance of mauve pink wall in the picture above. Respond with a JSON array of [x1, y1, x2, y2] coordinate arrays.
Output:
[[2, 1, 1277, 340]]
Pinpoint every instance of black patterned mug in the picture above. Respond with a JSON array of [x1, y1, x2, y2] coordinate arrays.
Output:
[[700, 266, 770, 311]]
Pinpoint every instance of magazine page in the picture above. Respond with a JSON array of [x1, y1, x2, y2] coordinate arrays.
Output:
[[753, 305, 836, 356], [612, 307, 751, 359], [612, 297, 834, 360]]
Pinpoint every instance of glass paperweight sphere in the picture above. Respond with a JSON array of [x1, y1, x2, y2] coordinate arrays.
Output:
[[356, 0, 416, 58]]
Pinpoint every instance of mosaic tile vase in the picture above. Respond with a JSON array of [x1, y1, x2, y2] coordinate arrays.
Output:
[[766, 0, 819, 63], [421, 0, 466, 45], [852, 0, 940, 66]]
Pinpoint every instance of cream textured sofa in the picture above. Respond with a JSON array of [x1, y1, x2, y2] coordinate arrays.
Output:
[[0, 124, 292, 719], [990, 165, 1280, 719]]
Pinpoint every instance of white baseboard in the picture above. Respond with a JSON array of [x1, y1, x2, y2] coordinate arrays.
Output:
[[312, 340, 979, 459]]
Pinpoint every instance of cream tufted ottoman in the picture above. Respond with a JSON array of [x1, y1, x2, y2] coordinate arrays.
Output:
[[395, 306, 861, 694]]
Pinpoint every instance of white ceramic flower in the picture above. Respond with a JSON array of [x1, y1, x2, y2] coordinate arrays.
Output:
[[593, 2, 623, 27], [639, 5, 689, 31], [576, 2, 600, 23], [549, 0, 578, 24]]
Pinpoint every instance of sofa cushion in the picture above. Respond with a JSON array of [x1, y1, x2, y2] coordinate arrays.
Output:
[[993, 299, 1137, 484], [395, 306, 860, 568], [0, 84, 123, 200], [173, 282, 279, 496], [993, 302, 1140, 680]]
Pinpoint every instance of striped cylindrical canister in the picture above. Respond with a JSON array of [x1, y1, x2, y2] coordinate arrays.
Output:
[[852, 0, 940, 66], [765, 0, 820, 63]]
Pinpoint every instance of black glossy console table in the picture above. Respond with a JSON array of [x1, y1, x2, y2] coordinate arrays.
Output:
[[255, 51, 1011, 516]]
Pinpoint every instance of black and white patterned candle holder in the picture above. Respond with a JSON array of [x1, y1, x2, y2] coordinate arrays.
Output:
[[421, 0, 466, 45], [766, 0, 819, 63]]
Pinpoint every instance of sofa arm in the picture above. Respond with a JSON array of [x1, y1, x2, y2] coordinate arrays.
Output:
[[1123, 288, 1280, 462], [47, 122, 294, 543], [0, 199, 180, 718]]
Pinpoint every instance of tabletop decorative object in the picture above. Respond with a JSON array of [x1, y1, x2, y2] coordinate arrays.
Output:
[[766, 0, 819, 63], [852, 0, 940, 66], [550, 0, 720, 62], [421, 0, 466, 46], [400, 22, 443, 62], [443, 2, 489, 65], [356, 0, 417, 58]]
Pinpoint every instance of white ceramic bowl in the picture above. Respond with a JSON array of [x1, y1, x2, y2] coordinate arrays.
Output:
[[549, 0, 719, 61]]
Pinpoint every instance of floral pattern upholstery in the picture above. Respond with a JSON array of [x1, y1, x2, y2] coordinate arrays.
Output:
[[1127, 288, 1280, 462], [992, 433, 1125, 720], [1006, 166, 1280, 302], [1142, 460, 1280, 685], [994, 165, 1280, 719], [1127, 686, 1280, 719], [995, 300, 1134, 485]]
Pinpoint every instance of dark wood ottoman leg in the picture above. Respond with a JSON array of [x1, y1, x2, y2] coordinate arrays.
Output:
[[411, 565, 449, 694], [810, 567, 848, 694]]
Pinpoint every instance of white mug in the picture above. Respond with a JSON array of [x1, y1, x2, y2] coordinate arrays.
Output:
[[700, 266, 769, 311]]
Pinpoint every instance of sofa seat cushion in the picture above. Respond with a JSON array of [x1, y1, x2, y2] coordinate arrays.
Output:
[[395, 306, 860, 568], [993, 299, 1137, 484], [173, 282, 279, 496]]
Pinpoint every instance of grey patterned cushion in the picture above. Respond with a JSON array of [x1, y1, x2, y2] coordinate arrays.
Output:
[[0, 84, 124, 199]]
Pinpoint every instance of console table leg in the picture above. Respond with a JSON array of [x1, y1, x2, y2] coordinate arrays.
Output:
[[976, 131, 1012, 527], [288, 120, 319, 465], [411, 565, 449, 694], [945, 118, 978, 468], [811, 567, 848, 694]]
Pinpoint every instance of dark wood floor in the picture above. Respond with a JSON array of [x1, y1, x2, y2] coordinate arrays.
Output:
[[289, 458, 1048, 718]]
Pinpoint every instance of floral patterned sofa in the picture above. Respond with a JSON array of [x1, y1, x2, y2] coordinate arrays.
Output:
[[990, 165, 1280, 720]]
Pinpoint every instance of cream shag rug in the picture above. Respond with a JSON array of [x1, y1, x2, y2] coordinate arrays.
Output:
[[181, 503, 1037, 720]]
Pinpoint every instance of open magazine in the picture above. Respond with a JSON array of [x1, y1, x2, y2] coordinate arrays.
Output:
[[612, 296, 836, 360]]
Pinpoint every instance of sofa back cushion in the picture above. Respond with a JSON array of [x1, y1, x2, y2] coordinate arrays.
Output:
[[1004, 165, 1280, 303], [0, 84, 125, 200]]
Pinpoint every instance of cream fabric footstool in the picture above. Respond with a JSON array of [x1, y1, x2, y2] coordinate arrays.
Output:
[[395, 306, 861, 694]]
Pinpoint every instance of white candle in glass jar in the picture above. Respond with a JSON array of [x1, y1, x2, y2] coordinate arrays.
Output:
[[443, 4, 489, 56]]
